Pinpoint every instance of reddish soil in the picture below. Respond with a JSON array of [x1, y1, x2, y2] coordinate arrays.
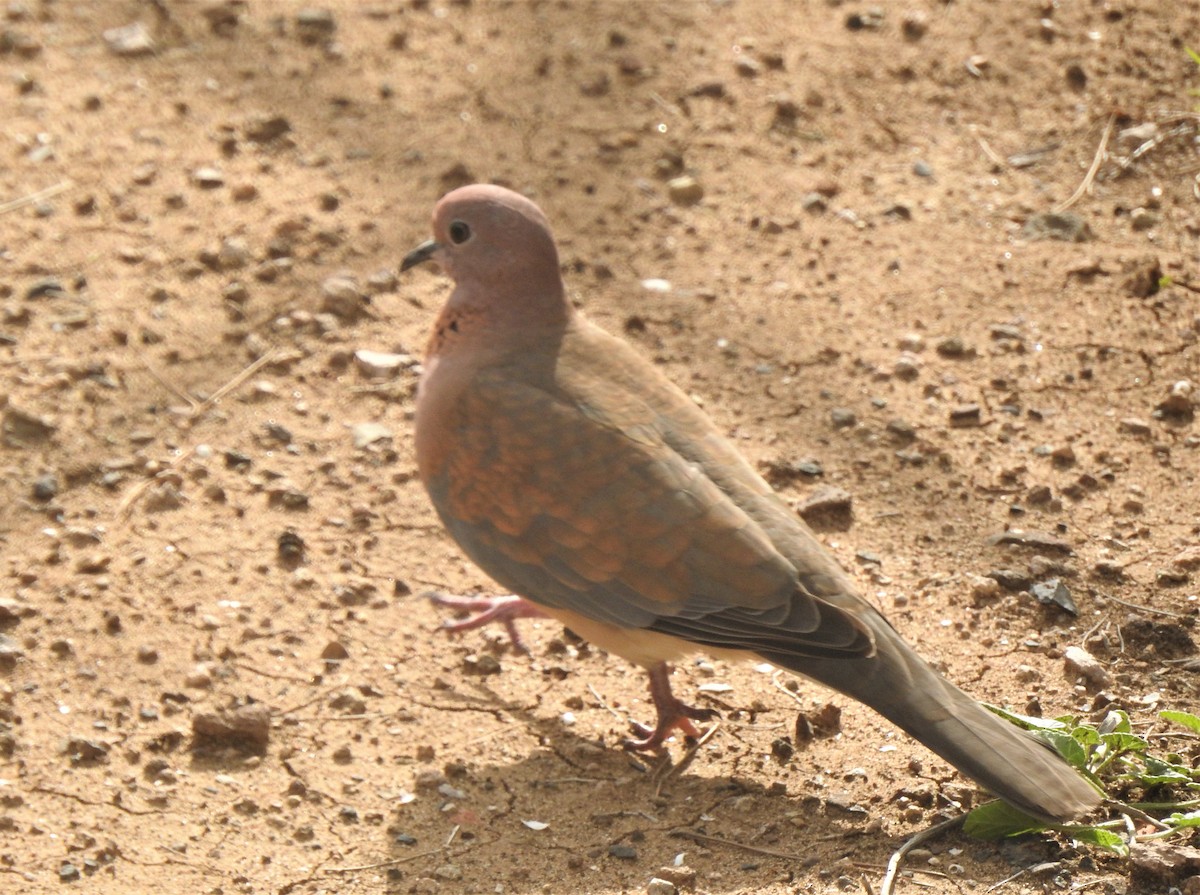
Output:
[[2, 2, 1199, 893]]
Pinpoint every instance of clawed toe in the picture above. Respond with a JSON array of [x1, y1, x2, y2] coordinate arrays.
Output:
[[622, 663, 717, 751], [426, 592, 546, 654]]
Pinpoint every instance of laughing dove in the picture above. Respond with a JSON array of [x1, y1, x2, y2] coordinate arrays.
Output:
[[401, 184, 1100, 822]]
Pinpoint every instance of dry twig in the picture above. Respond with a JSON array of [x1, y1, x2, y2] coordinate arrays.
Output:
[[1053, 113, 1116, 212], [0, 179, 74, 215], [879, 813, 965, 895]]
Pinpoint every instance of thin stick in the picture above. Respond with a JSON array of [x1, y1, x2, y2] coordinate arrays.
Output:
[[974, 134, 1008, 169], [327, 844, 462, 874], [879, 813, 965, 895], [1109, 798, 1171, 832], [187, 351, 276, 421], [670, 828, 811, 861], [114, 445, 196, 521], [1101, 592, 1188, 620], [142, 362, 200, 410], [655, 722, 720, 795], [0, 179, 74, 215], [986, 861, 1059, 893], [771, 671, 806, 706], [1053, 113, 1115, 212], [587, 683, 626, 723], [232, 661, 312, 683]]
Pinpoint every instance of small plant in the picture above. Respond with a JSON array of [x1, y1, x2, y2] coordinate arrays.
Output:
[[964, 707, 1200, 855]]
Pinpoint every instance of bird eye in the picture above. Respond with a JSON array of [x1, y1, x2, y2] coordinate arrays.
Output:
[[448, 220, 471, 244]]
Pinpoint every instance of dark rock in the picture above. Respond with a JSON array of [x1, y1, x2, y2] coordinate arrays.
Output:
[[986, 529, 1073, 554], [986, 569, 1032, 592], [192, 701, 271, 751], [1021, 212, 1094, 243], [1029, 578, 1077, 615], [797, 486, 853, 532]]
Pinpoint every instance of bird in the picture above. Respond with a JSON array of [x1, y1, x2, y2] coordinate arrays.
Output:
[[400, 183, 1101, 823]]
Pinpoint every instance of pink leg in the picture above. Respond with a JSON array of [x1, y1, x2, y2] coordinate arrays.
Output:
[[624, 662, 717, 752], [428, 593, 547, 654]]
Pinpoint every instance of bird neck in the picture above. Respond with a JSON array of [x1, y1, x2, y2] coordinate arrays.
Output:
[[425, 280, 574, 362]]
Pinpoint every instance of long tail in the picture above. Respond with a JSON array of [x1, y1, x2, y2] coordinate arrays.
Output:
[[759, 628, 1101, 822]]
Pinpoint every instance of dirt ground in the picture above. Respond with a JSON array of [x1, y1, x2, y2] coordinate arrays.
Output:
[[2, 1, 1200, 893]]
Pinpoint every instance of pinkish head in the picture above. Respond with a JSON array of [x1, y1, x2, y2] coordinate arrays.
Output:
[[402, 184, 567, 328]]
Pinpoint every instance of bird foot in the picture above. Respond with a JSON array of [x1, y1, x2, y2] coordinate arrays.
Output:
[[427, 592, 546, 655], [622, 662, 718, 752]]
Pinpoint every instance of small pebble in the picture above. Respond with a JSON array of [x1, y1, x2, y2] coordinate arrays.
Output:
[[949, 403, 982, 427], [1021, 212, 1094, 243], [1050, 445, 1076, 466], [321, 274, 366, 319], [351, 422, 393, 449], [65, 736, 109, 764], [185, 665, 214, 688], [935, 336, 970, 358], [797, 486, 853, 530], [830, 407, 856, 428], [191, 167, 225, 189], [1063, 645, 1111, 689], [31, 472, 58, 501], [295, 7, 336, 45], [894, 353, 920, 380], [1015, 664, 1040, 683], [1130, 208, 1159, 232], [463, 653, 501, 676], [886, 418, 916, 442], [1118, 417, 1152, 437], [103, 22, 154, 56], [1029, 578, 1077, 615], [902, 10, 929, 40], [987, 569, 1032, 592], [218, 237, 251, 270], [192, 702, 271, 749], [1171, 546, 1200, 570], [321, 641, 350, 661], [734, 55, 761, 78], [845, 8, 884, 30], [354, 349, 414, 379], [667, 175, 704, 206]]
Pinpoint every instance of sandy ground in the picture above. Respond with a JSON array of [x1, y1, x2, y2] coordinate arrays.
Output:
[[2, 1, 1199, 893]]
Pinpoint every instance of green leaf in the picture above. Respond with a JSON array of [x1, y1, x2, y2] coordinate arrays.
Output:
[[1187, 46, 1200, 67], [1100, 732, 1149, 756], [984, 704, 1070, 731], [1166, 810, 1200, 828], [1098, 710, 1132, 735], [1036, 729, 1090, 770], [963, 800, 1046, 839], [1140, 755, 1195, 783], [1067, 827, 1129, 855], [1161, 710, 1200, 734]]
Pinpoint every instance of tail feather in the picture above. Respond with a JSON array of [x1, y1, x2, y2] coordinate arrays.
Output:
[[760, 631, 1101, 822]]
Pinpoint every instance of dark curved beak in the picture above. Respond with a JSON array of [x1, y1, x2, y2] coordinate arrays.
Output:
[[401, 239, 440, 272]]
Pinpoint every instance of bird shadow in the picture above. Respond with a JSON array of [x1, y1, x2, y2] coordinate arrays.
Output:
[[378, 672, 1064, 894]]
